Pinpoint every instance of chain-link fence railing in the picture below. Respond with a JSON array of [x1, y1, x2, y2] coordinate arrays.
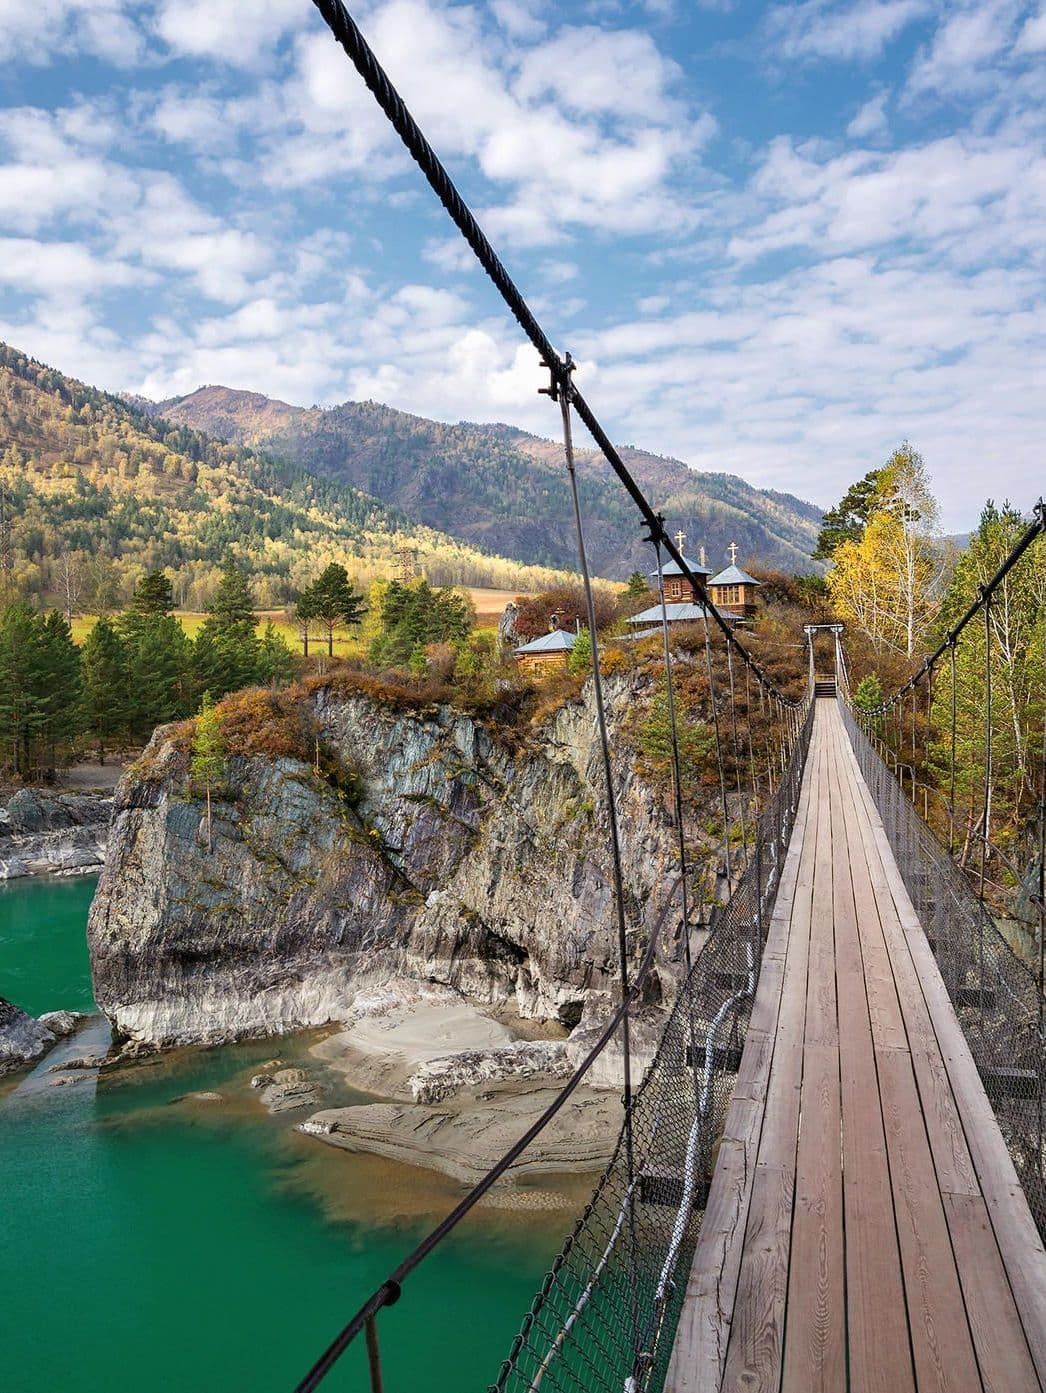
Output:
[[841, 701, 1046, 1237], [490, 704, 813, 1393]]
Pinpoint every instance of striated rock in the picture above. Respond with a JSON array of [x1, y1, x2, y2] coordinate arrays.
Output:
[[299, 1086, 622, 1183], [0, 789, 110, 880], [37, 1010, 86, 1039], [0, 997, 58, 1075], [407, 1040, 571, 1104], [260, 1079, 321, 1113], [89, 673, 680, 1047]]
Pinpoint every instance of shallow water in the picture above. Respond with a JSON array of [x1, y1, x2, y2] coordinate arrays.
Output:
[[0, 877, 567, 1392]]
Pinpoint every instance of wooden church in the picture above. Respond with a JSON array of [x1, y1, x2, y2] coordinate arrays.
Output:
[[707, 543, 762, 618]]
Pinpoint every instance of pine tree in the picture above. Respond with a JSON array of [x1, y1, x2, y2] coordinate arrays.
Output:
[[39, 610, 82, 774], [194, 556, 260, 698], [626, 571, 648, 599], [80, 617, 129, 762], [129, 614, 194, 735], [130, 570, 174, 616], [257, 621, 298, 686], [206, 556, 254, 627], [301, 563, 365, 657], [295, 587, 317, 657], [568, 627, 593, 675], [0, 604, 51, 777], [813, 469, 886, 560], [370, 579, 474, 668]]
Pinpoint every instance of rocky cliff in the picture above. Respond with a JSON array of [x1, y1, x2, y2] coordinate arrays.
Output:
[[0, 789, 110, 880], [88, 674, 680, 1048]]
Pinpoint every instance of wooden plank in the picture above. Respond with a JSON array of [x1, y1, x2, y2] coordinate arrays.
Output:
[[942, 1192, 1041, 1393], [836, 724, 1046, 1386], [908, 1048, 980, 1198], [825, 726, 916, 1393], [719, 1164, 795, 1393], [803, 731, 838, 1049], [666, 1137, 760, 1389], [781, 1043, 845, 1393], [719, 722, 829, 1390], [827, 717, 910, 1055], [664, 711, 822, 1391], [905, 930, 1046, 1387], [831, 732, 979, 1199], [876, 1047, 983, 1391]]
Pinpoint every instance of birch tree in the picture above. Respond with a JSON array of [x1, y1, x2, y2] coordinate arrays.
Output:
[[828, 445, 947, 657]]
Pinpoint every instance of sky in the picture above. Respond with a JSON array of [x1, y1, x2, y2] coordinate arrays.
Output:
[[0, 0, 1044, 527]]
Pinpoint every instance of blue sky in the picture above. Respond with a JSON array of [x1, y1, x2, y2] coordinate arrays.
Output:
[[0, 0, 1044, 528]]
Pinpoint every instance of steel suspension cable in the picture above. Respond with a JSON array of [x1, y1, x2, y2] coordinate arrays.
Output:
[[949, 638, 958, 856], [702, 618, 733, 888], [981, 591, 993, 904], [744, 663, 760, 808], [309, 0, 797, 713], [556, 380, 643, 1370], [651, 531, 694, 971], [726, 643, 749, 866]]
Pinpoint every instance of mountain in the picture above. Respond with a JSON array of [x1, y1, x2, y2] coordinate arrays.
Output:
[[0, 345, 571, 610], [150, 387, 824, 578]]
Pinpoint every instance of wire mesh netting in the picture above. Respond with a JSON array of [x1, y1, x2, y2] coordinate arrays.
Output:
[[490, 705, 814, 1393], [842, 701, 1046, 1237]]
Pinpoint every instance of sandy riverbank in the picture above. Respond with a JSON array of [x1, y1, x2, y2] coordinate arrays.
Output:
[[301, 982, 621, 1183]]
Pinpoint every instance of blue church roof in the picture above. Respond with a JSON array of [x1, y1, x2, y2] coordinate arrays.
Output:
[[628, 603, 742, 626], [649, 554, 713, 580], [709, 564, 761, 587], [515, 628, 578, 654]]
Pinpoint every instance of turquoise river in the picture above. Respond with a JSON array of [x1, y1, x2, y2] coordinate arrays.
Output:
[[0, 875, 570, 1392]]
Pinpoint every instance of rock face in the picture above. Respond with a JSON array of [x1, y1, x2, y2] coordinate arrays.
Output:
[[88, 674, 679, 1047], [299, 1087, 622, 1183], [0, 789, 110, 879], [0, 997, 82, 1075]]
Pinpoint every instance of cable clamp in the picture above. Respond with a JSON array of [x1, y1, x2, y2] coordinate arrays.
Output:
[[538, 352, 574, 403]]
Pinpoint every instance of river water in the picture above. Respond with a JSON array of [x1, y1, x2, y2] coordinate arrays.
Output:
[[0, 876, 566, 1392]]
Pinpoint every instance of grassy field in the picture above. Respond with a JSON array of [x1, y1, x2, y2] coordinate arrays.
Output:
[[68, 588, 522, 651]]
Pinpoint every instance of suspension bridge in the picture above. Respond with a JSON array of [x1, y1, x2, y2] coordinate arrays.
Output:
[[287, 5, 1046, 1389]]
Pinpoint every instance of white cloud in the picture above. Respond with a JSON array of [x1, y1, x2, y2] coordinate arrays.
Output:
[[490, 0, 547, 40], [847, 88, 890, 138], [0, 236, 141, 294], [907, 0, 1021, 96], [1015, 6, 1046, 51], [514, 26, 683, 120], [0, 0, 143, 66], [152, 0, 306, 68], [0, 105, 138, 231], [730, 132, 1044, 267], [765, 0, 931, 62]]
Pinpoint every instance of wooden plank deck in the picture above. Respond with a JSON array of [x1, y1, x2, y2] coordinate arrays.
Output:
[[665, 699, 1046, 1393]]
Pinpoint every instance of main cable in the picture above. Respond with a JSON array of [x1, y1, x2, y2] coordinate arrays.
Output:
[[309, 0, 798, 710]]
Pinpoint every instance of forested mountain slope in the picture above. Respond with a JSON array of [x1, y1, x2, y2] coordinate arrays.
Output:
[[0, 345, 569, 608], [151, 387, 824, 578]]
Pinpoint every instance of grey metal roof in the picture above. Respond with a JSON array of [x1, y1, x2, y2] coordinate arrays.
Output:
[[708, 564, 761, 588], [627, 603, 742, 625], [515, 627, 578, 654], [648, 554, 713, 580]]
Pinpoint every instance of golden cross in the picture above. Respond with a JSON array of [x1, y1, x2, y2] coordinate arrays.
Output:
[[728, 541, 738, 565], [675, 529, 686, 553]]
